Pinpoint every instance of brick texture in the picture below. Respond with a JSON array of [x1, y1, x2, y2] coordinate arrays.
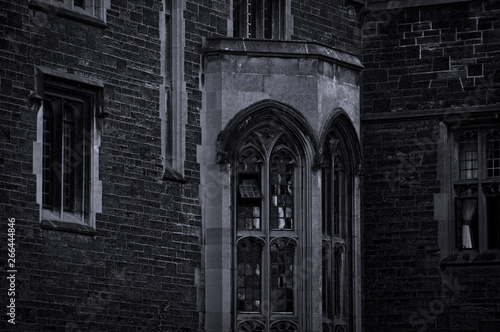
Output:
[[361, 1, 500, 331], [0, 0, 364, 331]]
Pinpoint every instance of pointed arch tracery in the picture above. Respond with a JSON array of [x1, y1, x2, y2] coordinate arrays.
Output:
[[321, 110, 361, 331], [226, 100, 317, 331]]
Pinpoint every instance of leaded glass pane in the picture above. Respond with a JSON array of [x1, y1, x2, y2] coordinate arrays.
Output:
[[322, 243, 333, 318], [487, 195, 500, 249], [458, 131, 478, 179], [63, 105, 75, 212], [334, 246, 343, 317], [237, 238, 263, 312], [239, 178, 261, 198], [270, 149, 294, 230], [486, 130, 500, 178], [270, 238, 294, 313]]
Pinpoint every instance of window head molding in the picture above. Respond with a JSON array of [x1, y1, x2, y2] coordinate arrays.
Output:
[[319, 110, 362, 172], [30, 0, 108, 27], [216, 100, 320, 168]]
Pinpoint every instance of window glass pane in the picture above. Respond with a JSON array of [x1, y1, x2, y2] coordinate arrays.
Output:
[[487, 196, 500, 249], [248, 0, 257, 38], [334, 246, 343, 317], [322, 243, 333, 318], [270, 238, 294, 313], [270, 149, 294, 230], [264, 0, 273, 39], [42, 102, 54, 209], [486, 130, 500, 178], [322, 167, 332, 235], [233, 0, 241, 37], [458, 132, 478, 179], [74, 0, 84, 8], [237, 238, 263, 312], [63, 105, 75, 212]]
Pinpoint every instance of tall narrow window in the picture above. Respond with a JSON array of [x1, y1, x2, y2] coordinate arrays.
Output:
[[235, 129, 300, 331], [34, 69, 102, 232], [161, 0, 185, 181], [43, 95, 89, 223], [233, 0, 286, 39], [322, 135, 353, 332], [453, 128, 500, 251]]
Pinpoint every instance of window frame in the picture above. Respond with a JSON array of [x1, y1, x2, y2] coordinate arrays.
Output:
[[33, 67, 103, 234], [321, 133, 356, 332], [451, 125, 500, 252], [231, 0, 292, 40], [233, 128, 303, 330]]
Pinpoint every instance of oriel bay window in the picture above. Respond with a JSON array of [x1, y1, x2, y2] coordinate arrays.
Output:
[[453, 127, 500, 251], [235, 128, 301, 331]]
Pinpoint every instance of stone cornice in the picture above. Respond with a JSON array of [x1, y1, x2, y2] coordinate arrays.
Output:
[[203, 38, 363, 71]]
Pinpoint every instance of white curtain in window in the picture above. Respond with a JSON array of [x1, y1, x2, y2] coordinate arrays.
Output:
[[461, 198, 477, 248]]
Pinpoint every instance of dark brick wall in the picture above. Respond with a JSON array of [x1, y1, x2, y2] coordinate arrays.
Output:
[[362, 1, 500, 331], [362, 1, 500, 114], [292, 0, 362, 54], [0, 0, 216, 330]]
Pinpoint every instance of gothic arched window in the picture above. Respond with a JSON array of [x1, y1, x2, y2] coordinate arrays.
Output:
[[234, 127, 303, 330], [321, 116, 360, 332]]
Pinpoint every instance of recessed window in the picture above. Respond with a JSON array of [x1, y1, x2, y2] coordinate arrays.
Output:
[[34, 68, 103, 232], [453, 128, 500, 250], [322, 135, 354, 332], [233, 0, 287, 39], [42, 93, 90, 221]]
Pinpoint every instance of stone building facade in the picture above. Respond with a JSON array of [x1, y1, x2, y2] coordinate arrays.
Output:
[[0, 0, 499, 331]]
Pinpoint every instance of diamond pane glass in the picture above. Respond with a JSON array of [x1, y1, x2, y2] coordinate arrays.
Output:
[[237, 238, 263, 313], [239, 179, 261, 198]]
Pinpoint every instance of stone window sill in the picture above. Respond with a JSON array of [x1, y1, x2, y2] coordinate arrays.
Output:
[[441, 250, 500, 266], [41, 219, 97, 235]]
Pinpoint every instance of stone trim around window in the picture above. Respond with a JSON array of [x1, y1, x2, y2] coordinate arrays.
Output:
[[435, 111, 500, 265], [32, 66, 103, 234], [29, 0, 109, 27]]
